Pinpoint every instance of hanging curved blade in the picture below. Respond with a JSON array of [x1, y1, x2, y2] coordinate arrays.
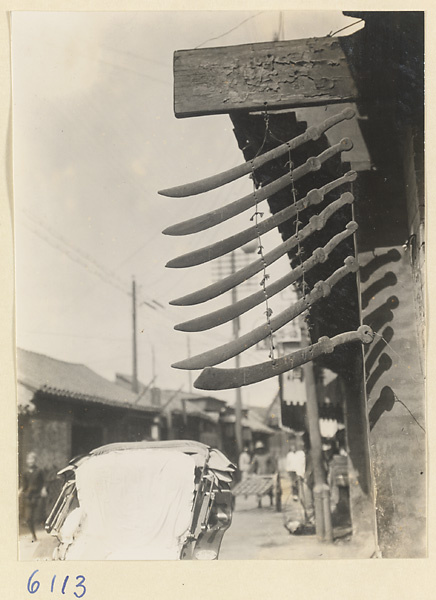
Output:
[[163, 139, 353, 238], [158, 107, 355, 198], [172, 256, 359, 370], [175, 222, 358, 332], [170, 192, 355, 306], [194, 325, 374, 390], [166, 169, 356, 268]]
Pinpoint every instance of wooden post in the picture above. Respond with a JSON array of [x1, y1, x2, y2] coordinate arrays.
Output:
[[187, 336, 192, 393], [151, 344, 156, 385], [132, 278, 139, 394], [231, 251, 243, 459], [167, 409, 174, 441]]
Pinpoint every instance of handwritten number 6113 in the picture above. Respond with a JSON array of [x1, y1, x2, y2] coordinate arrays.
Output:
[[27, 570, 86, 598]]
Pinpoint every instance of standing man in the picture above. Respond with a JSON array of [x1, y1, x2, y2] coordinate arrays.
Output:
[[250, 441, 276, 508], [19, 452, 46, 542], [238, 445, 251, 480]]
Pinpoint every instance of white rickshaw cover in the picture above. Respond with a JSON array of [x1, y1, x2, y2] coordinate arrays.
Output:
[[59, 449, 196, 560]]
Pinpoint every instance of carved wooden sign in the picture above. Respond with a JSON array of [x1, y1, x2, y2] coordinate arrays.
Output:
[[174, 37, 358, 118]]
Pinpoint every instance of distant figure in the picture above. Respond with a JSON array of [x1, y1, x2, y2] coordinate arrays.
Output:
[[250, 441, 275, 508], [19, 452, 46, 541], [322, 441, 335, 467], [285, 442, 306, 501], [238, 446, 251, 480], [251, 441, 275, 475]]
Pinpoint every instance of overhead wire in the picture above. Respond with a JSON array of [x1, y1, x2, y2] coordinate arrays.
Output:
[[20, 199, 262, 341], [100, 44, 169, 68], [114, 133, 251, 275], [135, 299, 266, 364], [21, 330, 130, 342], [195, 11, 266, 49], [20, 210, 166, 311], [22, 209, 129, 289], [21, 218, 128, 296], [19, 17, 291, 381], [98, 58, 172, 86]]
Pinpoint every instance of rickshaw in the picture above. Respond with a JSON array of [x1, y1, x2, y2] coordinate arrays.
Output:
[[45, 440, 235, 560]]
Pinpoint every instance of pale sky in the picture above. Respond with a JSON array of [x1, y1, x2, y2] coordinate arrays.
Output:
[[12, 10, 363, 406]]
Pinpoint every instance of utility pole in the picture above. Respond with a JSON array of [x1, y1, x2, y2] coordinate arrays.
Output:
[[231, 251, 243, 458], [151, 344, 156, 384], [187, 336, 192, 393], [301, 322, 333, 542], [132, 277, 139, 394]]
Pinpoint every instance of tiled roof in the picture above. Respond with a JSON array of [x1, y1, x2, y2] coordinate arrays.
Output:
[[17, 348, 159, 413], [17, 381, 36, 413]]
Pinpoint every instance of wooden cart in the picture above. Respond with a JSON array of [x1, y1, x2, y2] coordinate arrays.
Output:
[[232, 473, 282, 511]]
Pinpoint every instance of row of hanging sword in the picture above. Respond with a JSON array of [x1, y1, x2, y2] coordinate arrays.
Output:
[[158, 107, 374, 391]]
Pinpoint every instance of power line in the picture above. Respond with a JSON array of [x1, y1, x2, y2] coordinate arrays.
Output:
[[101, 44, 169, 68], [21, 330, 129, 342], [195, 12, 266, 49], [22, 219, 128, 296], [98, 58, 171, 86], [20, 210, 165, 311], [22, 209, 128, 288], [114, 127, 252, 276]]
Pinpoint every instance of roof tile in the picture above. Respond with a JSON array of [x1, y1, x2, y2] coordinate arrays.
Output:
[[17, 348, 158, 412]]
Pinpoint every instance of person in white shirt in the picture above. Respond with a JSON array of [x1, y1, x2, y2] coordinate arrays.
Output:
[[238, 446, 251, 480], [285, 442, 306, 501]]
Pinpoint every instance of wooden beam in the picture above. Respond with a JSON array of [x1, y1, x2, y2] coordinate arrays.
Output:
[[174, 37, 358, 118]]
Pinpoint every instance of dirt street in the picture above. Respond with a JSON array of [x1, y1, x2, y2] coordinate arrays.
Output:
[[18, 483, 374, 561]]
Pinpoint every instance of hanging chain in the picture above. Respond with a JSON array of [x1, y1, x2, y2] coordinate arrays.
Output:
[[287, 143, 307, 299], [266, 114, 309, 320], [248, 107, 311, 362], [250, 108, 276, 362]]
